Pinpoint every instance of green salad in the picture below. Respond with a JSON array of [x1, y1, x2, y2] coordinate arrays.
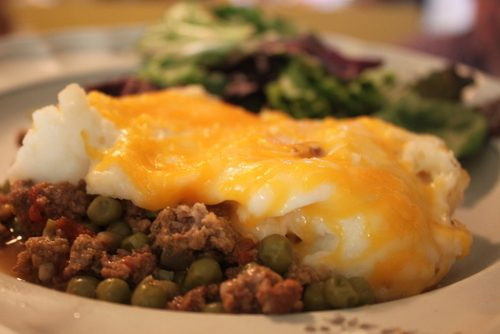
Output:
[[134, 2, 489, 158]]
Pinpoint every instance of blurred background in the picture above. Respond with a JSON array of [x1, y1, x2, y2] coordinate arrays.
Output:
[[0, 0, 499, 76]]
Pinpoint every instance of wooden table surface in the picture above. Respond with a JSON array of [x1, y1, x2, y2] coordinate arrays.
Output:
[[3, 0, 421, 44]]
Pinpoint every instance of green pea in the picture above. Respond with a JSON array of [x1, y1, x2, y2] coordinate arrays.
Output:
[[257, 234, 293, 274], [324, 276, 359, 309], [303, 282, 329, 311], [183, 258, 223, 291], [173, 271, 186, 286], [121, 232, 150, 251], [153, 269, 175, 281], [96, 278, 131, 304], [154, 280, 179, 300], [203, 302, 224, 313], [66, 276, 99, 298], [131, 279, 179, 308], [42, 219, 58, 237], [160, 250, 193, 271], [87, 196, 123, 226], [106, 221, 132, 240], [348, 277, 375, 305], [197, 251, 224, 263]]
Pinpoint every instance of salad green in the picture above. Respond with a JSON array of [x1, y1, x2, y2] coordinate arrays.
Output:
[[266, 55, 388, 119], [139, 2, 294, 94], [136, 2, 489, 158]]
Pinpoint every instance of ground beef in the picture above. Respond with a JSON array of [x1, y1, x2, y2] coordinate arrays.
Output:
[[63, 234, 107, 278], [14, 236, 70, 283], [123, 201, 152, 233], [150, 203, 239, 269], [3, 179, 320, 315], [7, 180, 33, 233], [100, 248, 157, 284], [224, 266, 243, 280], [54, 217, 95, 243], [226, 237, 257, 265], [168, 284, 219, 312], [8, 180, 91, 236], [31, 181, 90, 220], [220, 263, 303, 314], [286, 263, 331, 285], [129, 218, 152, 234]]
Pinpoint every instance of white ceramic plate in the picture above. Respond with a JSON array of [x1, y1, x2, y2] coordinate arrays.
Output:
[[0, 27, 499, 334]]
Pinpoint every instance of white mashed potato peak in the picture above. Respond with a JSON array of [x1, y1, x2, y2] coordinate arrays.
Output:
[[8, 84, 118, 184]]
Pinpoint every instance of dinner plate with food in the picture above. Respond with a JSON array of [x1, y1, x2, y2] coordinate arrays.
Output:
[[0, 3, 498, 334]]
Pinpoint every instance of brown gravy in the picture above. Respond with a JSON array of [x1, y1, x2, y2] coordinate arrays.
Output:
[[0, 242, 23, 276]]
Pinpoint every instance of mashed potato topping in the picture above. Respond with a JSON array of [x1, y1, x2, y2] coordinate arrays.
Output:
[[8, 84, 472, 301]]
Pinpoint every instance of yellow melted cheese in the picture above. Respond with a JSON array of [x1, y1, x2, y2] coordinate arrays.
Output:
[[87, 88, 471, 301]]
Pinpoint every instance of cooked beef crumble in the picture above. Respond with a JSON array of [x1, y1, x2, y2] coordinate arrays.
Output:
[[14, 236, 70, 284], [63, 234, 107, 278], [100, 248, 157, 284], [123, 201, 153, 233], [220, 263, 303, 314], [168, 284, 220, 312], [8, 180, 91, 236], [0, 180, 374, 314]]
